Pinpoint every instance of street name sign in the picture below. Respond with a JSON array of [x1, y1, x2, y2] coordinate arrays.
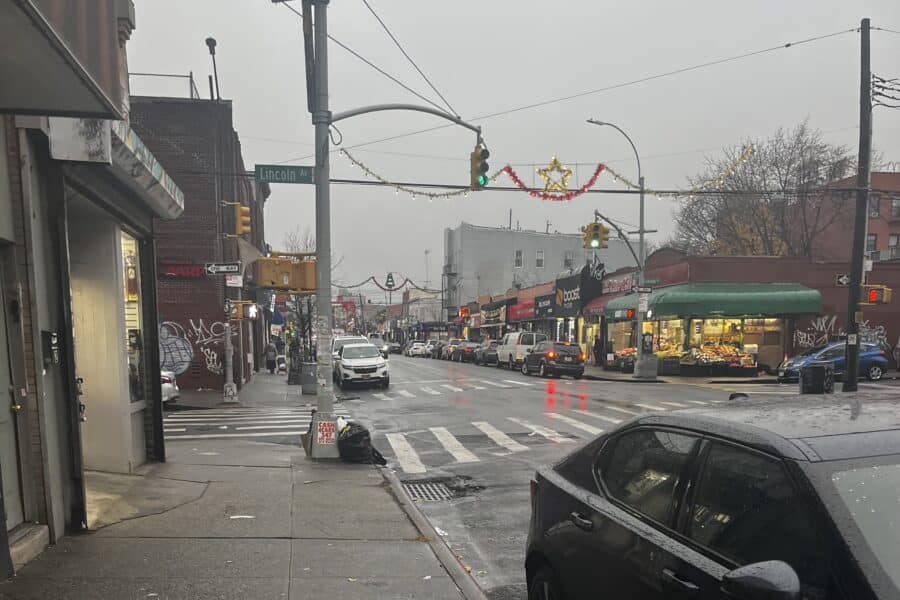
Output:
[[254, 164, 313, 184], [206, 262, 241, 275], [835, 274, 851, 286], [633, 286, 653, 294]]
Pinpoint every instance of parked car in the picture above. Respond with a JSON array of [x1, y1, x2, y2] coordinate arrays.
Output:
[[430, 340, 446, 359], [441, 338, 461, 360], [778, 341, 889, 382], [496, 331, 548, 370], [424, 340, 437, 356], [332, 335, 368, 361], [450, 341, 479, 363], [389, 342, 402, 354], [161, 371, 179, 404], [521, 340, 584, 378], [368, 335, 390, 358], [408, 342, 429, 357], [334, 343, 389, 389], [474, 340, 499, 366], [527, 393, 900, 600]]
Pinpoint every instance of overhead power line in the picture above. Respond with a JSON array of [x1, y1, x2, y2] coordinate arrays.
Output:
[[360, 0, 458, 116], [273, 27, 858, 164]]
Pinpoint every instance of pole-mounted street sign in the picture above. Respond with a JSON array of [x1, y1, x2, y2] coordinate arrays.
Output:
[[206, 262, 241, 275], [254, 164, 313, 184], [633, 286, 653, 294], [835, 273, 852, 286]]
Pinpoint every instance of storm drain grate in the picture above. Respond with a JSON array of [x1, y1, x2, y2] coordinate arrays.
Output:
[[403, 482, 453, 502]]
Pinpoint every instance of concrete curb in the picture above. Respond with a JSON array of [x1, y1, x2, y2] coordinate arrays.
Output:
[[379, 468, 489, 600], [583, 374, 666, 384]]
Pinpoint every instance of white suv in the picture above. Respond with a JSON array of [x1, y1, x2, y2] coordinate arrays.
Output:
[[409, 342, 428, 357], [335, 343, 389, 389], [496, 331, 548, 369]]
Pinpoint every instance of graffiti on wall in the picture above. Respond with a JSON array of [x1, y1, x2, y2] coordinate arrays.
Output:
[[159, 319, 235, 375], [793, 314, 891, 354]]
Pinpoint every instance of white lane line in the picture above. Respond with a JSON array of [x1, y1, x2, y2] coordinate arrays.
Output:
[[603, 405, 640, 416], [545, 413, 603, 436], [507, 417, 574, 444], [472, 422, 528, 452], [373, 393, 391, 401], [470, 384, 488, 390], [420, 386, 442, 396], [430, 427, 479, 463], [503, 379, 533, 386], [396, 390, 416, 399], [634, 403, 666, 411], [163, 428, 187, 433], [165, 431, 305, 440], [478, 380, 512, 389], [385, 433, 427, 474], [686, 400, 708, 405], [235, 424, 311, 430], [659, 401, 689, 408], [575, 409, 623, 425], [440, 384, 464, 393]]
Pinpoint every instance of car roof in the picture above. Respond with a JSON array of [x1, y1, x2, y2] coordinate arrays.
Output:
[[629, 393, 900, 462], [342, 343, 377, 349]]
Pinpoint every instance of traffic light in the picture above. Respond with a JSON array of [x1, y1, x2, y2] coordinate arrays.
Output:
[[583, 223, 610, 249], [257, 257, 316, 292], [861, 284, 892, 305], [470, 144, 490, 190], [234, 203, 251, 236]]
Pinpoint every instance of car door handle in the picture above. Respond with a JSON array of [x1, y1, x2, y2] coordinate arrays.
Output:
[[569, 512, 593, 531], [661, 568, 699, 597]]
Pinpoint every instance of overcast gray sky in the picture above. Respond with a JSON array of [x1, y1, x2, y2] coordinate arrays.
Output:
[[129, 0, 900, 298]]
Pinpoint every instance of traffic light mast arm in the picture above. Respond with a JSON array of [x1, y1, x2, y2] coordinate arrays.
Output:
[[331, 103, 482, 139], [593, 210, 640, 269]]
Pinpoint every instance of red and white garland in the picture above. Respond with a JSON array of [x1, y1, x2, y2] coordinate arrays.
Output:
[[503, 164, 606, 201]]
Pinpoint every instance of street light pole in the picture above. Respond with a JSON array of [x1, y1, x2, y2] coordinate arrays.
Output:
[[587, 119, 655, 380]]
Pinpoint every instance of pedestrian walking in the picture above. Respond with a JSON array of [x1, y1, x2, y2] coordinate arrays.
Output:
[[265, 341, 278, 373], [593, 335, 603, 367]]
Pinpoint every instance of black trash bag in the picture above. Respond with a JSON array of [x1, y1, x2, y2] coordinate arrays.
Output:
[[338, 422, 387, 465]]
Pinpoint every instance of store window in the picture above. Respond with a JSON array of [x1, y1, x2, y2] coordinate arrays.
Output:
[[514, 249, 523, 268], [867, 234, 877, 252], [654, 320, 685, 359], [536, 250, 545, 268], [564, 250, 574, 269], [122, 232, 145, 403]]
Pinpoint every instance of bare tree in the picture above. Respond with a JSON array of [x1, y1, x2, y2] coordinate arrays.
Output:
[[673, 123, 854, 257], [280, 225, 345, 272]]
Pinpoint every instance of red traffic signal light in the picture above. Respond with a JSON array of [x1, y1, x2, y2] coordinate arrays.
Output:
[[861, 284, 892, 305]]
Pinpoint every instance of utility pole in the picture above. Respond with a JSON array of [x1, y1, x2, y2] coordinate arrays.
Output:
[[223, 302, 237, 402], [843, 17, 872, 393], [359, 292, 366, 335]]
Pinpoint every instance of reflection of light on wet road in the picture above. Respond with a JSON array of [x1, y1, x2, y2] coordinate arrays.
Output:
[[561, 389, 570, 410], [545, 380, 557, 411]]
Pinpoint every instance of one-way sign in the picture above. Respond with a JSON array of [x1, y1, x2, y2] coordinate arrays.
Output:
[[835, 274, 851, 286], [206, 262, 241, 275]]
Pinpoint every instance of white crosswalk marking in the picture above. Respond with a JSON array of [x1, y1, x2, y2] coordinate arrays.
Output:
[[686, 400, 708, 406], [478, 380, 512, 388], [472, 422, 528, 452], [165, 418, 310, 426], [430, 427, 479, 463], [544, 413, 603, 436], [396, 390, 416, 399], [503, 379, 533, 386], [165, 431, 307, 440], [385, 433, 427, 474], [575, 409, 623, 425], [634, 403, 666, 411], [470, 385, 487, 390], [659, 401, 688, 408], [163, 428, 187, 433], [603, 405, 640, 416], [420, 386, 441, 395], [507, 417, 574, 444], [235, 424, 310, 430], [163, 407, 349, 441], [373, 393, 391, 401], [440, 384, 464, 392]]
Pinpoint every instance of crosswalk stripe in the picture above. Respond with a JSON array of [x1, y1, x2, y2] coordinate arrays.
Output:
[[396, 390, 416, 399], [686, 400, 708, 406], [478, 380, 512, 388], [634, 403, 666, 411], [575, 409, 623, 424], [440, 384, 464, 392], [373, 393, 391, 401], [659, 401, 688, 408], [603, 405, 640, 416], [164, 418, 312, 425], [507, 417, 574, 444], [430, 427, 479, 463], [420, 386, 441, 395], [385, 433, 427, 474], [503, 379, 533, 386], [545, 413, 603, 436], [235, 424, 310, 430], [165, 431, 305, 440], [163, 428, 187, 433], [472, 422, 528, 452], [471, 385, 487, 390]]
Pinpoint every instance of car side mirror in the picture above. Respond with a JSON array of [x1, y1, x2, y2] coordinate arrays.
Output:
[[527, 348, 533, 353], [721, 561, 799, 600]]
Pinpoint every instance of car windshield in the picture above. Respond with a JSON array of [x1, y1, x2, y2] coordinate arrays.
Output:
[[825, 459, 900, 594], [552, 343, 580, 354], [342, 346, 381, 359], [334, 338, 366, 351]]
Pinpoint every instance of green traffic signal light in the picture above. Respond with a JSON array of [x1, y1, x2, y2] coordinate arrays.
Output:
[[590, 238, 600, 248], [477, 174, 488, 187]]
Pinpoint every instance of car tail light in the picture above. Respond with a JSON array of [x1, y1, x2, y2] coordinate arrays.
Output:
[[547, 351, 557, 359], [161, 375, 173, 384], [465, 348, 473, 352], [578, 353, 585, 361]]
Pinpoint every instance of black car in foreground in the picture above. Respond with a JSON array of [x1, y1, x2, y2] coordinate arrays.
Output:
[[527, 393, 900, 600], [522, 341, 584, 378], [451, 341, 479, 362]]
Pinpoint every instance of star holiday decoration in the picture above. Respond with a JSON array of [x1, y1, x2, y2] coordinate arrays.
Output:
[[537, 157, 574, 193]]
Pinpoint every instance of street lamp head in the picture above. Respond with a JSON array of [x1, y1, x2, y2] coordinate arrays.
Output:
[[586, 118, 608, 126]]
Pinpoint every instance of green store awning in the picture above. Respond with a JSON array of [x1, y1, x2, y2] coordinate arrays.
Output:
[[604, 283, 822, 320]]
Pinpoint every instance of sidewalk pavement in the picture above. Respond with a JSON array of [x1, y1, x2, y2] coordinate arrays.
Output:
[[0, 374, 468, 600]]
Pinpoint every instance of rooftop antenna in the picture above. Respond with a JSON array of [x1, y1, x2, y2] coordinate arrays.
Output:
[[205, 37, 220, 100]]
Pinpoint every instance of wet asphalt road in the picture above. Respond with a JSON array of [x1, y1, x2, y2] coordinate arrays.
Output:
[[343, 355, 776, 600]]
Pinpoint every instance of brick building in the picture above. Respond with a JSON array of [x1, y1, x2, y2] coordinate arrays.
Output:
[[130, 97, 269, 391]]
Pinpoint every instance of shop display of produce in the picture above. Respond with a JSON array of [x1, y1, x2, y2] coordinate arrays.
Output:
[[680, 345, 755, 367]]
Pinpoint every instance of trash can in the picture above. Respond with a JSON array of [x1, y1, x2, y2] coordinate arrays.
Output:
[[799, 361, 834, 394], [301, 362, 317, 395]]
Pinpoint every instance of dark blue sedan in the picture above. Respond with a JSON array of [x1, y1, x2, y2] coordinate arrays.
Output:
[[778, 341, 890, 382]]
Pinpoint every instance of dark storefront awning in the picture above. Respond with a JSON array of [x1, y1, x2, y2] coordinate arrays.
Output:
[[605, 283, 822, 320]]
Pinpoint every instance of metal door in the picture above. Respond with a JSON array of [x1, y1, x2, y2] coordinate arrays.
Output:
[[0, 274, 24, 531]]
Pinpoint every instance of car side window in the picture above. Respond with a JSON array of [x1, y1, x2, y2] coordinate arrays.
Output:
[[819, 346, 844, 360], [521, 333, 534, 346], [687, 443, 829, 597], [534, 333, 548, 344], [600, 429, 698, 526], [533, 342, 546, 352]]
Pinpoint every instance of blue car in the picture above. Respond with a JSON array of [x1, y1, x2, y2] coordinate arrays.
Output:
[[778, 341, 890, 382]]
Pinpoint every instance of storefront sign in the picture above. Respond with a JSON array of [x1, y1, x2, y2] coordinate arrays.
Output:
[[482, 305, 507, 325], [603, 273, 636, 294], [554, 273, 582, 317], [316, 421, 336, 445], [581, 260, 606, 304], [160, 263, 206, 279], [508, 300, 535, 322], [469, 314, 481, 328], [535, 294, 556, 318]]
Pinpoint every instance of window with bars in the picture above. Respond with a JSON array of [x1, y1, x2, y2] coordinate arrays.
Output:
[[536, 250, 545, 268], [514, 249, 523, 268], [866, 234, 877, 252]]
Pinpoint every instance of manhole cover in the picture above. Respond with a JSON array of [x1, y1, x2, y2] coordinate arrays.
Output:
[[403, 481, 453, 502]]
